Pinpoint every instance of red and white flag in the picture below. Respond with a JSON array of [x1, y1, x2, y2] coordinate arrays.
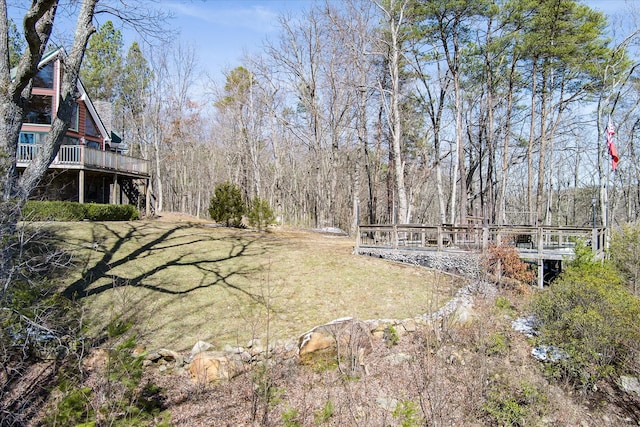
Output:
[[607, 117, 619, 172]]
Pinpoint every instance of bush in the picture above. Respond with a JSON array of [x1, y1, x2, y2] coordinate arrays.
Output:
[[45, 324, 169, 426], [610, 222, 640, 296], [483, 379, 547, 426], [529, 258, 640, 391], [23, 200, 86, 221], [22, 201, 139, 221], [0, 229, 83, 424], [208, 182, 246, 227], [484, 243, 535, 284], [247, 197, 276, 231], [84, 203, 139, 221]]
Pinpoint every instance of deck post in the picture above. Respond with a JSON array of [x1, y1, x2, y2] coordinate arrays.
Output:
[[111, 174, 118, 204], [482, 226, 489, 252], [537, 227, 544, 288], [393, 224, 398, 250], [145, 178, 151, 217], [78, 170, 85, 204], [537, 258, 544, 288]]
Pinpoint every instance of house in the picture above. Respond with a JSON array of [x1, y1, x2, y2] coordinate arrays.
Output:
[[16, 49, 151, 214]]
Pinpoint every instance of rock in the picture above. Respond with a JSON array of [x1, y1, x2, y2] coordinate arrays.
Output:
[[247, 338, 262, 348], [376, 396, 398, 412], [156, 348, 184, 367], [145, 351, 162, 362], [620, 376, 640, 396], [298, 317, 373, 367], [250, 344, 265, 357], [401, 319, 417, 332], [189, 352, 245, 383], [452, 301, 476, 326], [132, 344, 146, 356], [83, 348, 110, 372], [284, 340, 297, 353], [385, 352, 413, 365], [191, 340, 213, 357]]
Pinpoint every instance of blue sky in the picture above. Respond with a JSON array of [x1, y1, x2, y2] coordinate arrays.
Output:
[[164, 0, 634, 84], [7, 0, 637, 87], [162, 0, 312, 83]]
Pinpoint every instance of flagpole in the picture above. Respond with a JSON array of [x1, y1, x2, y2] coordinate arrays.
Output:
[[604, 115, 619, 253], [604, 116, 610, 234]]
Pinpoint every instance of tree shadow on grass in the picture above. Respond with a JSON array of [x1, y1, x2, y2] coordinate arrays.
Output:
[[60, 222, 267, 303]]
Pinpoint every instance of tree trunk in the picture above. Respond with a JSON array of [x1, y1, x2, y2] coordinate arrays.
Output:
[[0, 0, 98, 290], [527, 60, 538, 225], [385, 0, 409, 223]]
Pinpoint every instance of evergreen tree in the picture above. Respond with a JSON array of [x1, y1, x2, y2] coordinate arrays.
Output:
[[208, 182, 246, 227], [120, 42, 152, 120], [80, 20, 123, 101], [119, 42, 152, 153], [7, 18, 24, 68]]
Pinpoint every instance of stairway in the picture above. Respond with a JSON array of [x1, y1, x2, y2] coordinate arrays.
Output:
[[118, 177, 155, 216]]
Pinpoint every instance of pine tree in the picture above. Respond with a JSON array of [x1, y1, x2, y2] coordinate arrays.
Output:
[[80, 20, 123, 101], [120, 42, 152, 120], [7, 18, 24, 68]]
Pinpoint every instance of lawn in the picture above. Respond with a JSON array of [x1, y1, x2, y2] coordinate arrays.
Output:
[[44, 216, 463, 352]]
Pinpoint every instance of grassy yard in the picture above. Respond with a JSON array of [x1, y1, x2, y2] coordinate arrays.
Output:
[[43, 216, 463, 352]]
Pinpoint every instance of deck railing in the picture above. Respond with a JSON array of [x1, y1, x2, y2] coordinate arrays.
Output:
[[17, 143, 149, 176], [356, 224, 606, 260]]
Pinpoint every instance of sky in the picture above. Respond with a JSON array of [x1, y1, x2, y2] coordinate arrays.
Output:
[[161, 0, 635, 86], [140, 0, 319, 91], [164, 1, 310, 79], [7, 0, 638, 89]]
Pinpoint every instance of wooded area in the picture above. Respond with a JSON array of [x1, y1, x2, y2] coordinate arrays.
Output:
[[6, 0, 640, 235], [112, 0, 637, 234], [3, 2, 640, 425]]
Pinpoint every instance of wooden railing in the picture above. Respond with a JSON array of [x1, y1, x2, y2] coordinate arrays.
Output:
[[356, 224, 606, 260], [16, 143, 149, 176]]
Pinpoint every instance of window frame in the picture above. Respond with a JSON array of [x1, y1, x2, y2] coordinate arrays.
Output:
[[24, 94, 53, 125]]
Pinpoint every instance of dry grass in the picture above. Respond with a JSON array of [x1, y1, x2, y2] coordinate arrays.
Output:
[[42, 216, 463, 352]]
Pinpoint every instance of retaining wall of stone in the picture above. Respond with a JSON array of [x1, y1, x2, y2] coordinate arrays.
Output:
[[356, 248, 483, 278]]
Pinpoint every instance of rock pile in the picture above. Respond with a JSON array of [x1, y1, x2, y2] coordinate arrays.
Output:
[[130, 280, 498, 384]]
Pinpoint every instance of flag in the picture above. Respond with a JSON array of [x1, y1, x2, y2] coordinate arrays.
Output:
[[607, 117, 619, 172]]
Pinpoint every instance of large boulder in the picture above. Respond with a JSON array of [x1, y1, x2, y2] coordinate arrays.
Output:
[[298, 317, 373, 370], [189, 352, 245, 383]]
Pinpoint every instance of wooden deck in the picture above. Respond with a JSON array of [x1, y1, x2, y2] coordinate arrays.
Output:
[[356, 224, 607, 287], [17, 143, 149, 178]]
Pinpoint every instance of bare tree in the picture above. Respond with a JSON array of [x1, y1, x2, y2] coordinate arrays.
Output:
[[0, 0, 97, 290], [375, 0, 410, 224], [0, 0, 170, 289]]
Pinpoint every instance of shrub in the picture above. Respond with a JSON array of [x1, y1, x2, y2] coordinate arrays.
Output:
[[22, 201, 139, 221], [281, 407, 301, 427], [483, 379, 546, 426], [314, 400, 334, 424], [84, 203, 139, 221], [247, 197, 276, 231], [384, 324, 400, 346], [529, 259, 640, 391], [208, 182, 246, 227], [392, 400, 424, 427], [45, 324, 169, 426], [485, 332, 509, 356], [610, 222, 640, 296], [484, 243, 535, 284], [23, 200, 86, 221]]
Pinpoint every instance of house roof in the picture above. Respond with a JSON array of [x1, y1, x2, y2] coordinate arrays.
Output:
[[16, 47, 112, 144]]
